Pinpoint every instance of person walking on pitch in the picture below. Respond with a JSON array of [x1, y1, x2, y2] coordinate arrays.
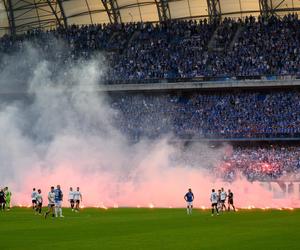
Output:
[[35, 189, 43, 215], [45, 186, 55, 219], [31, 188, 38, 210]]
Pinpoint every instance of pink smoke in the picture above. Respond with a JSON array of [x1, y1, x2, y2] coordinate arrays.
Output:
[[1, 49, 299, 209], [8, 152, 300, 209]]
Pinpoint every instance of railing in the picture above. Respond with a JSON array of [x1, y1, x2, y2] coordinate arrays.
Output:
[[105, 74, 300, 85], [129, 135, 300, 143]]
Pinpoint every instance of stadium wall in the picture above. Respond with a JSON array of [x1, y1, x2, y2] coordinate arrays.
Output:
[[100, 79, 300, 92], [1, 79, 300, 94]]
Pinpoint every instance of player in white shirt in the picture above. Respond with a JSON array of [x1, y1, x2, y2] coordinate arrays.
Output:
[[68, 187, 75, 211], [74, 187, 82, 212], [45, 186, 55, 218], [31, 188, 38, 210], [220, 187, 227, 212], [35, 189, 43, 215], [210, 189, 219, 216]]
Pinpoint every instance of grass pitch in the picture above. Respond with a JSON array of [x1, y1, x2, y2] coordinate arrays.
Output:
[[0, 207, 299, 250]]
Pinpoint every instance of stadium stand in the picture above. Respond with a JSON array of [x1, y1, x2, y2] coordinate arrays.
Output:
[[172, 143, 300, 182], [1, 15, 300, 83], [0, 2, 300, 182], [219, 144, 300, 182], [112, 90, 300, 140]]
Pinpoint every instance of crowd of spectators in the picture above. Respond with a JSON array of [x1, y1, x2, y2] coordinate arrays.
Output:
[[206, 15, 300, 77], [1, 14, 300, 83], [111, 90, 300, 140], [108, 20, 216, 81], [169, 142, 300, 181], [217, 145, 300, 182], [0, 17, 299, 182], [212, 17, 239, 51], [170, 144, 300, 182]]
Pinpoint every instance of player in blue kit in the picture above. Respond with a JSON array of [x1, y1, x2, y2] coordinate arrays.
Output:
[[54, 185, 64, 218], [184, 188, 194, 215]]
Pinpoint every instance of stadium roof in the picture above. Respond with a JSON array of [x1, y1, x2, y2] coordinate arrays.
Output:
[[0, 0, 300, 35]]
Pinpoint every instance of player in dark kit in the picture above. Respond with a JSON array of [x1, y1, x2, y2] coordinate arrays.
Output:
[[227, 189, 236, 212], [0, 188, 6, 211], [74, 187, 82, 212], [184, 188, 194, 215], [217, 189, 222, 211]]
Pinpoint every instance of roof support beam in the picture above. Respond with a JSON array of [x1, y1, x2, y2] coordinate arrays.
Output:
[[155, 0, 171, 22], [3, 0, 67, 35], [259, 0, 273, 17], [206, 0, 221, 24], [4, 0, 16, 36], [101, 0, 122, 24], [45, 0, 67, 28], [259, 0, 288, 17], [57, 0, 68, 27]]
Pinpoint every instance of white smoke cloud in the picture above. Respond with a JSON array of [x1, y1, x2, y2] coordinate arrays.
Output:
[[0, 43, 297, 208]]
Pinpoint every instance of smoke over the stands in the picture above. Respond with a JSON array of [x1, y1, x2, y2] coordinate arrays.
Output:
[[0, 44, 298, 208]]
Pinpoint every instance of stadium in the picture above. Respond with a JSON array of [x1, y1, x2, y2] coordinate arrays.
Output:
[[0, 0, 300, 249]]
